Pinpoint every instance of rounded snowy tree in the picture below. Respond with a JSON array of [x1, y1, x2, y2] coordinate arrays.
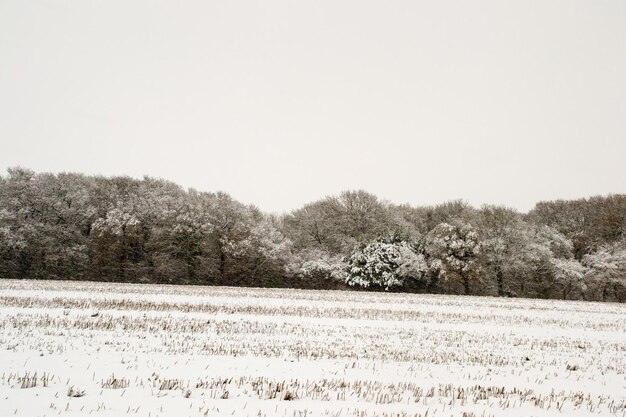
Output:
[[346, 236, 429, 291], [427, 222, 481, 294]]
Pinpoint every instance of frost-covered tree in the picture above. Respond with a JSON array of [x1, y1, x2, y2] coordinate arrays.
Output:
[[477, 205, 525, 296], [92, 208, 141, 237], [0, 208, 25, 277], [490, 224, 587, 300], [229, 211, 292, 285], [582, 241, 626, 302], [427, 222, 481, 294], [346, 236, 431, 290], [249, 216, 291, 262], [525, 225, 587, 299], [0, 168, 92, 280], [289, 248, 349, 284], [549, 258, 587, 300], [147, 191, 214, 283], [528, 194, 626, 259], [90, 205, 144, 280], [476, 206, 579, 298], [283, 201, 341, 253], [284, 190, 393, 255]]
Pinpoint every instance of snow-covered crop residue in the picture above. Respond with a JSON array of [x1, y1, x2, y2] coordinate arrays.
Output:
[[0, 280, 624, 417]]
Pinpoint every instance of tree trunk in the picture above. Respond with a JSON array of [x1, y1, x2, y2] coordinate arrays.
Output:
[[219, 250, 226, 281], [496, 268, 504, 296], [427, 275, 439, 293], [462, 273, 470, 295]]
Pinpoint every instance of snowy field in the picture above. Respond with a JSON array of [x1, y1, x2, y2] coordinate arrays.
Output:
[[0, 280, 624, 417]]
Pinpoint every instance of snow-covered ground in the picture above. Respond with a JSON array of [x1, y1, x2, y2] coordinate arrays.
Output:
[[0, 280, 624, 417]]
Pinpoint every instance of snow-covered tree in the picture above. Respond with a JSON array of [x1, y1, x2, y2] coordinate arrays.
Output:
[[291, 249, 349, 282], [478, 205, 525, 296], [346, 237, 430, 290], [528, 194, 626, 259], [92, 208, 141, 237], [549, 258, 587, 299], [427, 222, 481, 294], [582, 241, 626, 302], [0, 169, 93, 280], [147, 191, 214, 283], [497, 224, 588, 299], [284, 190, 393, 255], [477, 207, 585, 298], [583, 244, 626, 272]]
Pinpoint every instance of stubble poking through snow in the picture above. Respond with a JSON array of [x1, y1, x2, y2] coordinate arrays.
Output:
[[0, 280, 624, 417]]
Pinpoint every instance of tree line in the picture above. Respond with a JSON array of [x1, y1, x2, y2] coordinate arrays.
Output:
[[1, 167, 624, 302]]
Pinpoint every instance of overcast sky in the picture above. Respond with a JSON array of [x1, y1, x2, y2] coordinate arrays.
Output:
[[1, 0, 625, 213]]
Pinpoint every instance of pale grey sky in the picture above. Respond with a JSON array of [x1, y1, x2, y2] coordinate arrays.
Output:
[[1, 0, 625, 213]]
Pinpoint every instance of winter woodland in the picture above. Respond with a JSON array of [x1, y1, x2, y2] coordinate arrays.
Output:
[[1, 167, 624, 302]]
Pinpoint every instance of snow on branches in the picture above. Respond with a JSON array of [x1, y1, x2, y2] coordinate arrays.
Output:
[[428, 222, 480, 275], [92, 208, 140, 237], [346, 237, 430, 290]]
